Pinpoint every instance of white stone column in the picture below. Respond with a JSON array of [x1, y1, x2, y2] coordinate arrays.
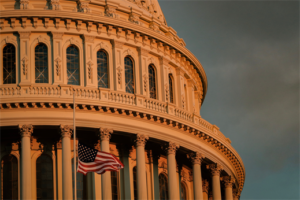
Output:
[[202, 179, 209, 200], [19, 124, 33, 200], [167, 142, 180, 200], [207, 164, 223, 200], [60, 125, 73, 200], [99, 128, 113, 200], [135, 134, 149, 200], [224, 176, 235, 200], [191, 152, 204, 200]]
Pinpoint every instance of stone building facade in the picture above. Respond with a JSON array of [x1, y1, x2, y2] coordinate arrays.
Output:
[[0, 0, 245, 200]]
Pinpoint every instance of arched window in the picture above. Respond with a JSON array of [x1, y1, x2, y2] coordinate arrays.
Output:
[[124, 57, 134, 94], [168, 74, 174, 103], [133, 166, 137, 200], [148, 65, 157, 99], [67, 45, 80, 85], [3, 44, 16, 84], [35, 43, 48, 83], [111, 171, 119, 200], [1, 154, 18, 200], [36, 154, 53, 200], [97, 50, 109, 88], [72, 158, 87, 200], [159, 173, 168, 200], [180, 182, 187, 200]]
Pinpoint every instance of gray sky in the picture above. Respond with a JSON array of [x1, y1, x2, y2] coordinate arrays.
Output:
[[159, 0, 299, 199]]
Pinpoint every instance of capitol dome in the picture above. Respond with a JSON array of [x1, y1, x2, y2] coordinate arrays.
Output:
[[0, 0, 245, 200]]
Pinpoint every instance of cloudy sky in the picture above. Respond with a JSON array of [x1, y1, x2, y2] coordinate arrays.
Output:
[[159, 0, 299, 199]]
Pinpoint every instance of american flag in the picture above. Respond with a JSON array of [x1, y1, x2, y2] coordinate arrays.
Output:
[[77, 142, 124, 175]]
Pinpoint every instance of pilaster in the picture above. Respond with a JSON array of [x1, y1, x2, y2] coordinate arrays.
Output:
[[175, 68, 185, 108], [19, 31, 31, 85], [160, 57, 170, 102], [51, 32, 64, 85], [138, 47, 149, 96], [111, 39, 124, 91], [83, 35, 96, 87]]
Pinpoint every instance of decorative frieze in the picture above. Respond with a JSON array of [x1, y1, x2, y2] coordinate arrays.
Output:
[[167, 142, 179, 155], [19, 124, 33, 137], [207, 163, 223, 176], [99, 128, 113, 141], [135, 134, 149, 147], [60, 125, 73, 138]]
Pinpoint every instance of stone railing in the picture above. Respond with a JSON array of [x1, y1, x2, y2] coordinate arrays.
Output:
[[0, 85, 212, 130]]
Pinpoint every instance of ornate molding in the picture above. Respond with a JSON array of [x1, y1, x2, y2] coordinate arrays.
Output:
[[19, 124, 33, 137], [116, 66, 122, 84], [135, 134, 149, 147], [99, 128, 113, 141], [207, 163, 223, 176], [87, 61, 93, 79], [223, 176, 235, 188], [55, 57, 61, 76], [77, 0, 91, 13], [167, 142, 179, 155], [19, 31, 31, 39], [60, 125, 73, 138], [21, 57, 28, 75], [190, 152, 204, 165]]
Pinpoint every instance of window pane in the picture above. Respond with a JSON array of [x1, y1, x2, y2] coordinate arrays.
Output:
[[125, 57, 134, 94], [148, 65, 157, 99], [2, 154, 18, 199], [169, 74, 174, 103], [97, 50, 109, 88], [35, 43, 48, 83], [36, 154, 53, 200], [67, 45, 80, 85], [3, 44, 16, 84]]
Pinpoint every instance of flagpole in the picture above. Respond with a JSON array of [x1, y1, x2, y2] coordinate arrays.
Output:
[[73, 89, 77, 200]]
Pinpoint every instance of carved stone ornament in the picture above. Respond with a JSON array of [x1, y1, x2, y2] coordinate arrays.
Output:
[[52, 32, 64, 39], [129, 13, 140, 24], [22, 57, 28, 75], [84, 35, 95, 43], [105, 5, 117, 18], [116, 66, 122, 84], [149, 21, 160, 32], [77, 20, 82, 31], [87, 22, 93, 33], [55, 57, 61, 76], [99, 128, 113, 141], [22, 18, 27, 29], [167, 142, 179, 155], [165, 84, 169, 101], [78, 0, 91, 13], [97, 23, 103, 34], [233, 189, 239, 199], [19, 124, 33, 137], [19, 31, 31, 39], [223, 176, 235, 188], [44, 18, 49, 29], [60, 125, 73, 138], [135, 134, 149, 147], [207, 163, 223, 176], [190, 152, 204, 165], [143, 74, 148, 92], [20, 0, 29, 10], [87, 61, 93, 79], [181, 95, 185, 109], [51, 0, 60, 10], [66, 19, 71, 30], [55, 18, 60, 29], [202, 179, 209, 193], [33, 18, 38, 29]]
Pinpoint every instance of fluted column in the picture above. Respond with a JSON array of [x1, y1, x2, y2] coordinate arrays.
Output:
[[60, 125, 73, 200], [207, 164, 223, 200], [202, 180, 209, 200], [135, 134, 149, 200], [191, 152, 204, 200], [99, 128, 113, 200], [223, 176, 235, 200], [19, 124, 33, 200], [167, 142, 180, 200]]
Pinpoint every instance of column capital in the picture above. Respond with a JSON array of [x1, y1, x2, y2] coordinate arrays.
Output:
[[206, 163, 223, 176], [60, 124, 73, 138], [202, 179, 209, 194], [135, 134, 149, 147], [223, 176, 235, 188], [99, 128, 113, 141], [233, 188, 239, 199], [19, 124, 33, 137], [190, 152, 205, 165], [167, 142, 179, 155]]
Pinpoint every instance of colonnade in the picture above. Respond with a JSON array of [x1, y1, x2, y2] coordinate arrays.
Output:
[[17, 124, 238, 200]]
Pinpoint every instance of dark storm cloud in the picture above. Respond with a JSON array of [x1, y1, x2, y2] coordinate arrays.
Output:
[[160, 1, 299, 199]]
